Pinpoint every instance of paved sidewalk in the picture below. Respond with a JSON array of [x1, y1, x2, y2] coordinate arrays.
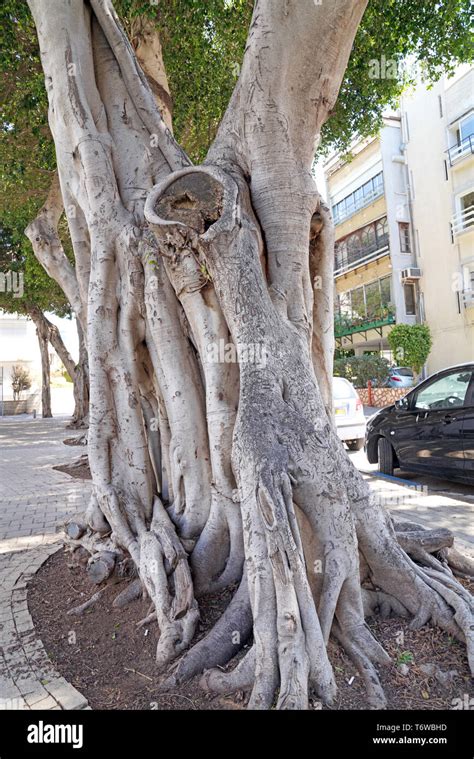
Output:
[[0, 416, 91, 710], [362, 472, 474, 559]]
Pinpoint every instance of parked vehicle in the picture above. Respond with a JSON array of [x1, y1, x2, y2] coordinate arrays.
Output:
[[384, 366, 415, 388], [365, 363, 474, 483], [333, 376, 366, 451]]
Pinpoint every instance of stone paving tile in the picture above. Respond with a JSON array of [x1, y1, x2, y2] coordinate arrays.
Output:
[[0, 417, 91, 710]]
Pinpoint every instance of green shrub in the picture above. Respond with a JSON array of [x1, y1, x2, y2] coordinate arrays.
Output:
[[334, 355, 390, 388], [387, 323, 432, 374]]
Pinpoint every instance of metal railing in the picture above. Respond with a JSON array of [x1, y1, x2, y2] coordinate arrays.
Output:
[[334, 309, 395, 338], [451, 206, 474, 237], [334, 234, 389, 277], [448, 135, 474, 166], [332, 182, 385, 226]]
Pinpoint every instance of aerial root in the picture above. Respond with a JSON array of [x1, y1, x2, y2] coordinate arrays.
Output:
[[414, 565, 474, 673], [67, 586, 110, 616], [333, 622, 389, 709], [361, 588, 410, 619], [138, 497, 199, 669], [200, 645, 256, 694], [112, 578, 143, 609], [160, 573, 253, 688], [242, 467, 337, 709]]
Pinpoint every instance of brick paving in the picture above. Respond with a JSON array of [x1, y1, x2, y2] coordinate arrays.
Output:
[[0, 416, 91, 710]]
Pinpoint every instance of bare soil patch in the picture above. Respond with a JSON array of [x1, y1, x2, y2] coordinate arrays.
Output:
[[28, 548, 473, 710]]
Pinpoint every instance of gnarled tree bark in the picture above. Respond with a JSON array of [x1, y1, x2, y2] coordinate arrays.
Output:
[[28, 0, 473, 710]]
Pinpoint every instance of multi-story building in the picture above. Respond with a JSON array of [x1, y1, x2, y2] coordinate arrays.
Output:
[[401, 65, 474, 373], [319, 114, 419, 358], [318, 65, 474, 373]]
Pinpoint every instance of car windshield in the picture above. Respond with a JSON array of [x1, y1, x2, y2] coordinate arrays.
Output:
[[333, 378, 357, 400], [394, 368, 413, 377]]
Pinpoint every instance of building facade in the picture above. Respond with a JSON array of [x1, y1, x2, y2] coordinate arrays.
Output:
[[0, 311, 78, 412], [320, 115, 418, 359], [401, 65, 474, 373], [319, 65, 474, 373]]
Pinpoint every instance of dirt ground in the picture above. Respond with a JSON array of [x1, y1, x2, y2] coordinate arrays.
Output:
[[28, 547, 473, 711]]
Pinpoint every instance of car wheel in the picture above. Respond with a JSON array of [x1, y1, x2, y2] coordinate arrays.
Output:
[[347, 439, 364, 451], [378, 437, 394, 475]]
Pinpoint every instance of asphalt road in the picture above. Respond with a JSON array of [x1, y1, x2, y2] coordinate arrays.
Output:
[[348, 447, 474, 505]]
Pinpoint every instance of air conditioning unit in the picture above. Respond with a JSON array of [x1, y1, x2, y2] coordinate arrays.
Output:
[[400, 267, 422, 282]]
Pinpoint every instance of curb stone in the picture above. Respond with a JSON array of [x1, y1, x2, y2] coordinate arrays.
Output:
[[0, 546, 89, 711]]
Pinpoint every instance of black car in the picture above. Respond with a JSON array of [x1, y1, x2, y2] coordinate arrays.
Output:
[[365, 363, 474, 484]]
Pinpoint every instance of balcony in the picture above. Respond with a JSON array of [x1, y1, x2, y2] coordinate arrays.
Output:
[[448, 134, 474, 166], [451, 206, 474, 237], [335, 233, 389, 277], [334, 306, 396, 339], [332, 173, 385, 226]]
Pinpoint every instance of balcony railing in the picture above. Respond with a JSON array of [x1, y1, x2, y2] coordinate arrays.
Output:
[[332, 181, 385, 226], [448, 135, 474, 166], [334, 308, 396, 339], [334, 233, 389, 277], [451, 206, 474, 237]]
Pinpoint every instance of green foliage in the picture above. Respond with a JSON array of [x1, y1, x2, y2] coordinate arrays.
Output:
[[320, 0, 473, 156], [115, 0, 252, 162], [397, 650, 414, 666], [101, 1, 474, 161], [0, 216, 70, 318], [387, 323, 432, 373], [334, 354, 390, 388]]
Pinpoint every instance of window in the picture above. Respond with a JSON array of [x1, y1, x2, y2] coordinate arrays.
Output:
[[460, 191, 474, 213], [337, 278, 392, 321], [338, 290, 351, 317], [459, 112, 474, 142], [332, 172, 384, 224], [361, 225, 376, 250], [334, 218, 390, 274], [399, 222, 411, 253], [414, 371, 472, 411], [404, 283, 416, 316], [333, 377, 357, 400], [365, 281, 380, 319], [376, 217, 389, 241], [351, 287, 365, 319], [380, 276, 392, 306], [458, 191, 474, 232], [347, 233, 361, 255]]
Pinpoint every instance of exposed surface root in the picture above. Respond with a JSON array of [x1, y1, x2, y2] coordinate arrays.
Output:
[[162, 574, 252, 687], [140, 497, 199, 669], [200, 646, 256, 694], [113, 578, 143, 609]]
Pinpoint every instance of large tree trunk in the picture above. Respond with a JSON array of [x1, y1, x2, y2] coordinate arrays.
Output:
[[28, 0, 473, 709], [28, 304, 52, 418]]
